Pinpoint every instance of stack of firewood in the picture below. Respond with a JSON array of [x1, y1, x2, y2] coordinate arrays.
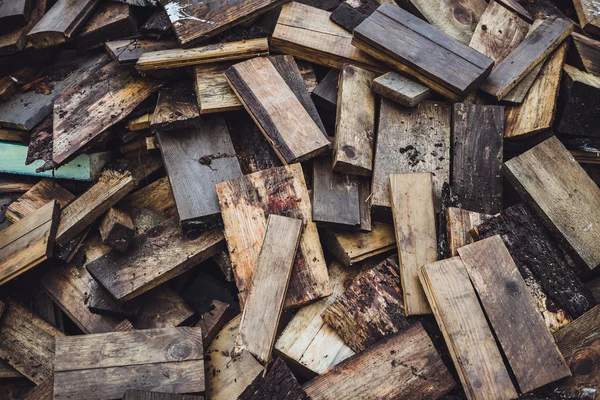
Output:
[[0, 0, 599, 399]]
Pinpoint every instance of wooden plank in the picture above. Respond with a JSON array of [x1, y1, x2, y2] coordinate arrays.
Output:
[[473, 203, 595, 319], [119, 176, 174, 214], [452, 103, 504, 214], [419, 257, 517, 400], [504, 41, 568, 138], [556, 65, 600, 137], [123, 391, 202, 400], [55, 170, 136, 246], [106, 40, 177, 65], [205, 316, 263, 400], [76, 3, 137, 50], [321, 256, 409, 352], [134, 286, 196, 330], [0, 0, 44, 56], [480, 18, 573, 99], [157, 116, 242, 230], [150, 83, 200, 131], [372, 99, 451, 216], [446, 207, 491, 256], [389, 173, 435, 316], [0, 200, 59, 285], [303, 323, 456, 400], [140, 8, 171, 37], [371, 72, 431, 107], [194, 63, 243, 114], [321, 222, 395, 266], [22, 377, 53, 400], [27, 0, 99, 48], [197, 300, 234, 349], [353, 3, 494, 100], [0, 0, 32, 34], [329, 0, 379, 32], [53, 327, 204, 399], [215, 164, 331, 309], [236, 215, 302, 364], [333, 64, 376, 176], [238, 357, 308, 399], [274, 261, 357, 377], [99, 207, 135, 252], [0, 359, 23, 379], [137, 39, 268, 72], [53, 61, 162, 165], [271, 2, 385, 72], [225, 57, 330, 164], [6, 179, 74, 223], [496, 0, 533, 22], [571, 32, 600, 76], [457, 236, 571, 392], [0, 299, 64, 385], [504, 136, 600, 270], [573, 0, 600, 36]]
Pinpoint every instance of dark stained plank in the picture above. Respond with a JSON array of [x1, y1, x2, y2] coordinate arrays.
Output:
[[0, 0, 45, 56], [371, 72, 431, 107], [196, 300, 234, 349], [573, 0, 600, 37], [0, 0, 33, 34], [238, 358, 309, 400], [150, 83, 200, 132], [571, 32, 600, 76], [458, 236, 571, 392], [105, 40, 177, 65], [329, 0, 379, 32], [139, 8, 171, 37], [479, 17, 573, 99], [452, 103, 504, 214], [99, 207, 135, 252], [556, 65, 600, 138], [76, 2, 137, 50], [132, 286, 196, 330], [157, 116, 242, 230], [446, 207, 491, 256], [353, 3, 494, 100], [303, 323, 456, 400], [504, 136, 600, 271], [311, 69, 338, 115]]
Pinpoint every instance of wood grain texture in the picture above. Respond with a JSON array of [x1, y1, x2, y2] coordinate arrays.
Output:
[[0, 299, 64, 385], [371, 72, 431, 107], [136, 38, 268, 71], [496, 0, 532, 21], [194, 63, 243, 114], [274, 261, 357, 376], [419, 257, 517, 400], [27, 0, 98, 48], [225, 57, 330, 164], [87, 217, 224, 301], [480, 17, 573, 99], [53, 327, 204, 399], [390, 173, 436, 316], [158, 116, 242, 229], [53, 61, 162, 165], [446, 207, 491, 256], [132, 286, 196, 330], [119, 176, 174, 214], [76, 2, 137, 50], [556, 64, 600, 137], [303, 323, 456, 400], [22, 377, 53, 400], [573, 0, 600, 36], [329, 0, 380, 32], [322, 256, 410, 352], [321, 222, 396, 266], [458, 236, 571, 392], [452, 103, 504, 214], [6, 179, 74, 223], [106, 40, 177, 65], [504, 41, 568, 138], [0, 200, 59, 285], [571, 32, 600, 76], [333, 64, 376, 176], [216, 163, 330, 310], [150, 83, 199, 131], [158, 0, 285, 47], [504, 136, 600, 270], [372, 99, 451, 216], [56, 170, 136, 245], [236, 215, 302, 364], [353, 3, 494, 99], [271, 2, 385, 72]]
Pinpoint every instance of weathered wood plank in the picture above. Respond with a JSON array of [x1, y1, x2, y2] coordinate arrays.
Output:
[[458, 236, 571, 392], [321, 222, 395, 266], [105, 40, 177, 65], [371, 72, 431, 107], [311, 69, 338, 117], [504, 136, 600, 270], [87, 217, 224, 301], [0, 0, 45, 56], [556, 65, 600, 138], [76, 2, 137, 50], [303, 323, 456, 400], [150, 83, 199, 131], [0, 0, 32, 34], [445, 207, 491, 256], [123, 390, 202, 400], [119, 176, 174, 214], [216, 164, 331, 309], [571, 32, 600, 76], [99, 207, 135, 252], [6, 179, 74, 223], [194, 63, 243, 114], [196, 300, 234, 349], [452, 103, 504, 214], [390, 173, 436, 316], [329, 0, 380, 32], [573, 0, 600, 37], [236, 215, 302, 364], [238, 358, 309, 400], [496, 0, 533, 22]]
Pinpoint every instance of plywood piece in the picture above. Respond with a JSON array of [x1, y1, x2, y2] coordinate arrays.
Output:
[[321, 222, 395, 266], [6, 179, 74, 223], [371, 72, 431, 107]]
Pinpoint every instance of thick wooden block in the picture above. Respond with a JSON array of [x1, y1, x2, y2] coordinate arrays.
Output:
[[27, 0, 98, 48], [390, 173, 436, 316], [371, 72, 431, 107], [571, 32, 600, 76], [333, 64, 376, 176], [480, 17, 573, 99], [99, 208, 135, 252], [0, 0, 32, 34], [105, 40, 177, 65], [372, 99, 451, 216], [6, 179, 74, 223], [0, 200, 59, 285], [216, 164, 331, 309], [53, 327, 204, 399], [158, 116, 242, 230], [235, 215, 302, 364], [136, 38, 269, 72], [271, 2, 385, 72], [321, 222, 395, 266], [76, 2, 137, 50], [303, 323, 456, 400], [0, 299, 64, 385], [452, 103, 504, 214], [353, 3, 494, 100], [239, 358, 308, 400], [322, 256, 409, 352], [556, 65, 600, 137], [573, 0, 600, 36], [420, 257, 517, 400], [446, 207, 491, 256], [87, 217, 224, 301], [458, 236, 571, 392], [150, 83, 199, 131], [504, 136, 600, 270], [274, 261, 357, 376]]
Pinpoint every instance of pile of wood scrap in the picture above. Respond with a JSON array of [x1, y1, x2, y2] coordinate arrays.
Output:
[[1, 0, 600, 398]]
